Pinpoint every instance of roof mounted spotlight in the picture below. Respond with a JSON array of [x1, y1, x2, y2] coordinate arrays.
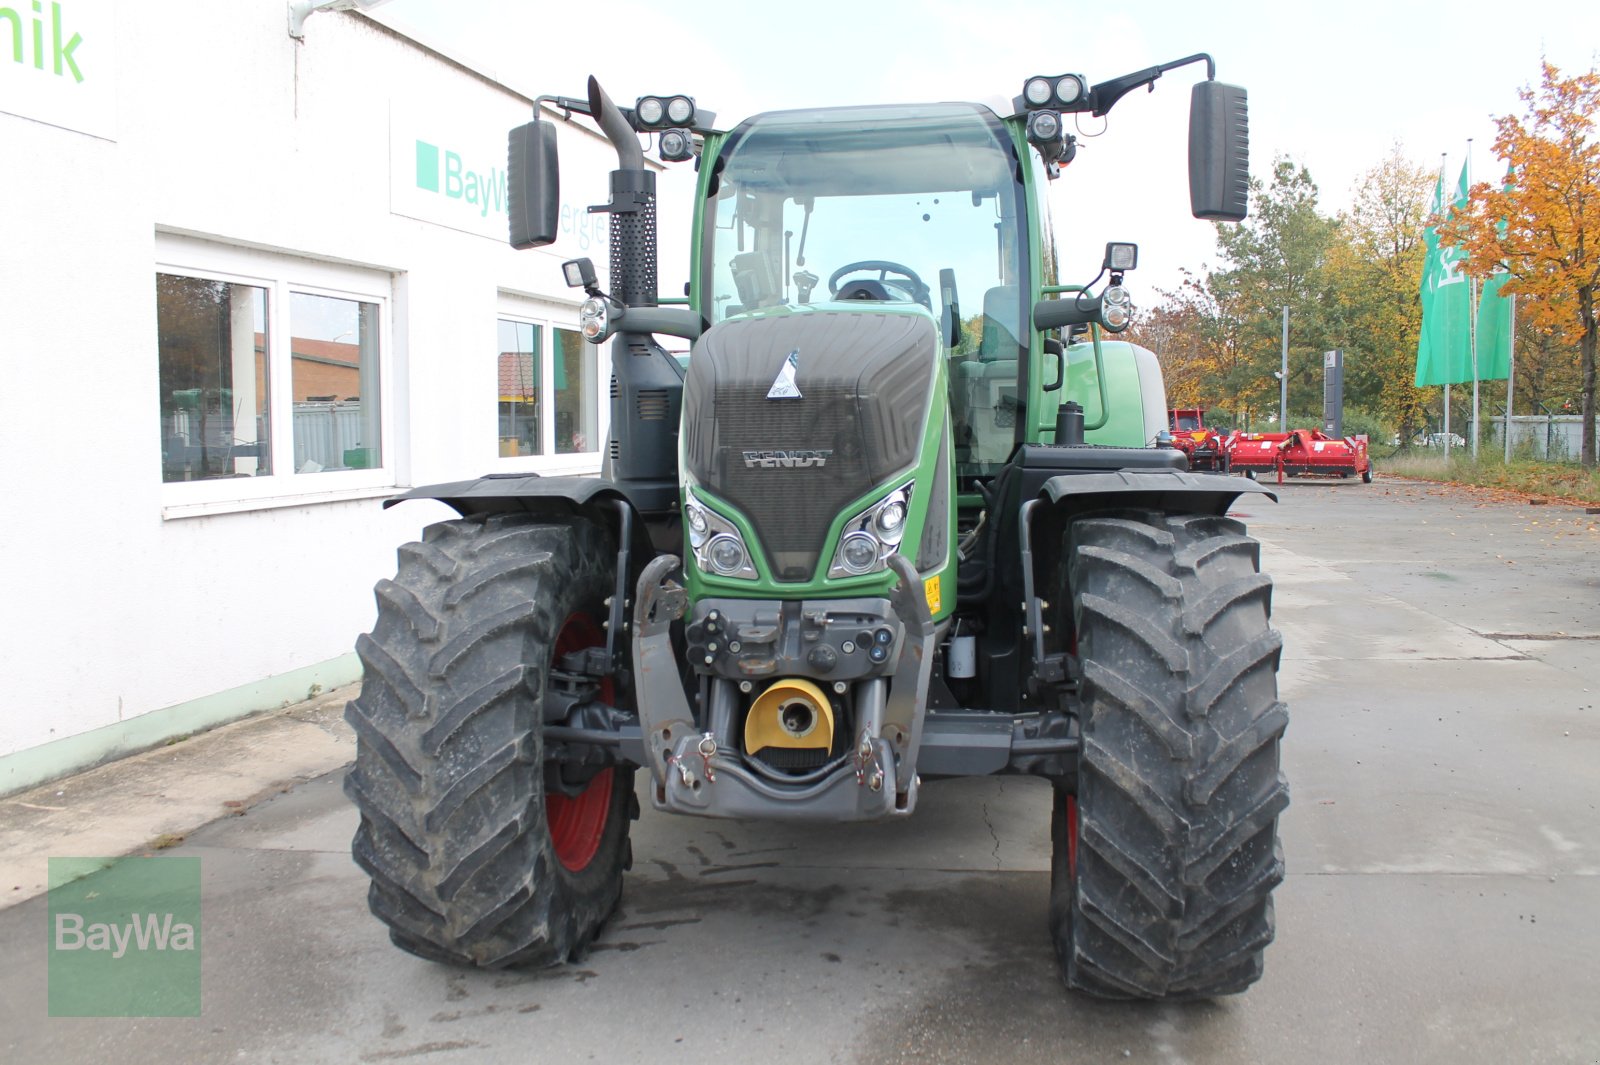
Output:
[[1015, 74, 1089, 114], [288, 0, 391, 39], [634, 95, 695, 131], [658, 128, 694, 163]]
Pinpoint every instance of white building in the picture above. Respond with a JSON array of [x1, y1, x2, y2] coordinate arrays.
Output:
[[0, 0, 686, 794]]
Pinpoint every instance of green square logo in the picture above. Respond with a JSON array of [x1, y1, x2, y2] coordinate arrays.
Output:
[[48, 857, 202, 1017], [415, 139, 441, 192]]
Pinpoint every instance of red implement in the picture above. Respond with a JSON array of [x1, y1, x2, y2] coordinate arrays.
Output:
[[1166, 408, 1230, 472], [1224, 428, 1372, 485]]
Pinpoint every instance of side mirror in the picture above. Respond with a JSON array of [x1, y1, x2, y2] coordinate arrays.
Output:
[[939, 268, 962, 348], [508, 117, 560, 249], [1188, 81, 1249, 222]]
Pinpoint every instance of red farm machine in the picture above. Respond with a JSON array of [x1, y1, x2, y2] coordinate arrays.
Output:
[[1166, 408, 1230, 472], [1225, 428, 1372, 484]]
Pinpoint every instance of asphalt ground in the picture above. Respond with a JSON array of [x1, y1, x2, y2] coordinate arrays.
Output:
[[2, 477, 1597, 1064]]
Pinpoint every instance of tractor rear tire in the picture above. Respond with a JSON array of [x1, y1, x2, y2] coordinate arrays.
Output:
[[1050, 511, 1289, 999], [344, 513, 635, 969]]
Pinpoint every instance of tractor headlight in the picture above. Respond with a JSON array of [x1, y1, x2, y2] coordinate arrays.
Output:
[[1024, 77, 1054, 107], [1104, 284, 1130, 307], [658, 128, 693, 163], [685, 502, 709, 545], [684, 490, 758, 580], [839, 533, 880, 574], [707, 535, 748, 575], [1103, 301, 1131, 332], [635, 96, 665, 126], [828, 482, 914, 579], [665, 95, 695, 125], [579, 297, 609, 342]]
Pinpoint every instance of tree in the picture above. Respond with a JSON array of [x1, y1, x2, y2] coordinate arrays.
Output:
[[1443, 61, 1600, 467], [1327, 146, 1435, 440]]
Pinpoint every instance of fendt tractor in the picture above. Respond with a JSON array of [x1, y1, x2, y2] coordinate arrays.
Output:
[[344, 54, 1289, 1000]]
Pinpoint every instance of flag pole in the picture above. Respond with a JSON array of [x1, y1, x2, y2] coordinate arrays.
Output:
[[1468, 139, 1480, 461], [1439, 154, 1451, 456], [1504, 293, 1517, 462]]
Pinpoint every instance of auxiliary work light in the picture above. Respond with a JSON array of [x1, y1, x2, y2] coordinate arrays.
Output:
[[658, 128, 694, 163], [1103, 242, 1139, 273], [635, 95, 695, 130], [1018, 74, 1088, 112], [561, 258, 598, 291]]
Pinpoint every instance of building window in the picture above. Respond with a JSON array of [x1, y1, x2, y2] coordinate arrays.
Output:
[[156, 236, 392, 509], [496, 306, 604, 466], [157, 275, 272, 482], [497, 319, 542, 457], [554, 327, 597, 454], [290, 292, 382, 473]]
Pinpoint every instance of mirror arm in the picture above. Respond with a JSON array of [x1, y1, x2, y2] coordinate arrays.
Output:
[[1089, 53, 1215, 117]]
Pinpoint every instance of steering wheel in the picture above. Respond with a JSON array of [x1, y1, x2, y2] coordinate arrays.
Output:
[[827, 260, 931, 308]]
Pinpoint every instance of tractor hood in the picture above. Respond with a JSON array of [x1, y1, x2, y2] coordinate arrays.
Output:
[[682, 309, 939, 582]]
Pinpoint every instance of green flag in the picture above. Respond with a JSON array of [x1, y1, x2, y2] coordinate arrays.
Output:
[[1471, 165, 1515, 381], [1415, 163, 1475, 386]]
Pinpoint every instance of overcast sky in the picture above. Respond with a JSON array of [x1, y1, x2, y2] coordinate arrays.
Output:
[[377, 0, 1600, 299]]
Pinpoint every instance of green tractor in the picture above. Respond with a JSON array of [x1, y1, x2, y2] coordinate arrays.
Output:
[[345, 55, 1287, 1000]]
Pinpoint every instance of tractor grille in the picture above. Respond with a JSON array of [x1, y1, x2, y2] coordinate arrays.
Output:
[[683, 312, 937, 581]]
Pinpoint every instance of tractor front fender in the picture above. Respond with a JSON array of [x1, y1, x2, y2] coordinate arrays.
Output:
[[384, 475, 661, 562], [1037, 468, 1276, 520]]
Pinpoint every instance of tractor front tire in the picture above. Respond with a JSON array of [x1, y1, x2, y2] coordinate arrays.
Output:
[[344, 513, 635, 968], [1050, 512, 1289, 999]]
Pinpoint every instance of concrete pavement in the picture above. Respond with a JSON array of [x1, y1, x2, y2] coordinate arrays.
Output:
[[2, 477, 1597, 1063]]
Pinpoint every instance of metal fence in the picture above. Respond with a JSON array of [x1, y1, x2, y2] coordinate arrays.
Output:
[[293, 402, 378, 471], [1474, 414, 1599, 461]]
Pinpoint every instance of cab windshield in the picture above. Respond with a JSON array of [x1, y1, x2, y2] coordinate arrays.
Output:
[[699, 103, 1029, 472]]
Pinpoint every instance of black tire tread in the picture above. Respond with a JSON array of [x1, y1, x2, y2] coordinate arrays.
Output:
[[344, 513, 632, 969], [1052, 510, 1289, 1000]]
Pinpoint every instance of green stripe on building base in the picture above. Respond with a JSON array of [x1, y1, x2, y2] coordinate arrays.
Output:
[[0, 654, 361, 798]]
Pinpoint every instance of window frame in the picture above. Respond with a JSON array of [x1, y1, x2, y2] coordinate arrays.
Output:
[[494, 294, 609, 477], [156, 236, 397, 518]]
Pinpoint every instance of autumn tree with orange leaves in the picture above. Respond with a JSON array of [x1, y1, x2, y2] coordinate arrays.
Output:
[[1443, 61, 1600, 468]]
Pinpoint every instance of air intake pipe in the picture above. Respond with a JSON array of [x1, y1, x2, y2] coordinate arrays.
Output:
[[587, 76, 657, 310]]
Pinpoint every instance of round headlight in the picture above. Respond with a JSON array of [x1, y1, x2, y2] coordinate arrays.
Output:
[[707, 534, 746, 575], [636, 97, 664, 125], [658, 128, 692, 162], [1055, 76, 1082, 104], [840, 532, 880, 574], [1103, 302, 1131, 331], [1024, 77, 1053, 107], [875, 498, 907, 536], [1027, 110, 1061, 141], [666, 95, 694, 124], [580, 297, 606, 319], [1103, 284, 1130, 307]]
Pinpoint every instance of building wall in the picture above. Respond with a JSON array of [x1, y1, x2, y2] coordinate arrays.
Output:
[[0, 0, 684, 791]]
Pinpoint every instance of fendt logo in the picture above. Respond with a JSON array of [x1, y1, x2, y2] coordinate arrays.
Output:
[[742, 449, 833, 469], [414, 138, 508, 218], [1, 0, 85, 82]]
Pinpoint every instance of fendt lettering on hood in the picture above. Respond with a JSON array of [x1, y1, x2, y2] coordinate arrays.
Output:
[[741, 450, 833, 469]]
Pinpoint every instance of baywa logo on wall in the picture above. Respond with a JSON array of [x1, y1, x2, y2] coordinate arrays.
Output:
[[47, 856, 201, 1016], [414, 138, 508, 219]]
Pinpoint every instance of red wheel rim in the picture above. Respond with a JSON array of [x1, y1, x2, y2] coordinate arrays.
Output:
[[546, 614, 614, 873], [1066, 794, 1080, 878]]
